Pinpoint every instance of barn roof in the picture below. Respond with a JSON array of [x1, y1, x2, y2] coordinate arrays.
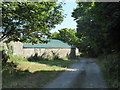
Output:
[[23, 39, 76, 48]]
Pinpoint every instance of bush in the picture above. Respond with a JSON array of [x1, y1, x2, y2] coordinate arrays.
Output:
[[28, 53, 40, 61], [9, 55, 27, 62], [0, 45, 4, 51], [27, 53, 47, 61], [51, 51, 60, 60], [6, 43, 13, 56], [1, 43, 14, 65], [97, 53, 119, 88], [2, 53, 18, 70], [104, 54, 119, 88], [2, 50, 10, 65], [28, 51, 61, 61]]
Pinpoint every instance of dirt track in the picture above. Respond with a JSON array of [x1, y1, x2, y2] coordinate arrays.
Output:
[[43, 57, 107, 88]]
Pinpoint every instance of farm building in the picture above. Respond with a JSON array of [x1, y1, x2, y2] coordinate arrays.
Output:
[[11, 39, 79, 58]]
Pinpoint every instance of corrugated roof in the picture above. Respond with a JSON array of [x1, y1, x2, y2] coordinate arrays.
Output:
[[23, 39, 76, 48]]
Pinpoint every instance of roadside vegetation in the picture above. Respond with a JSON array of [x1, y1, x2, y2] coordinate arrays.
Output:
[[2, 54, 79, 88], [71, 2, 119, 88], [1, 1, 119, 89], [50, 2, 120, 88], [94, 53, 119, 88]]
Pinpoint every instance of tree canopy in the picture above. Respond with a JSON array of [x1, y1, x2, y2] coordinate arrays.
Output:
[[1, 2, 64, 43], [72, 2, 120, 57], [50, 28, 79, 46]]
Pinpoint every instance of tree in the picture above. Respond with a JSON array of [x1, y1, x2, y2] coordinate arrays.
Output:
[[49, 32, 59, 39], [72, 2, 120, 56], [50, 28, 79, 46], [1, 2, 64, 43], [72, 2, 120, 88]]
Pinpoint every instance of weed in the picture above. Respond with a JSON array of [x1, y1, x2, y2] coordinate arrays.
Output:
[[2, 55, 80, 88], [95, 53, 119, 88]]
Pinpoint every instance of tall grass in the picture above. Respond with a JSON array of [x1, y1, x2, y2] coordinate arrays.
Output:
[[96, 53, 119, 88], [2, 55, 80, 88]]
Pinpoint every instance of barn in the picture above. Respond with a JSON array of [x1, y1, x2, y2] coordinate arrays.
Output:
[[11, 39, 78, 58]]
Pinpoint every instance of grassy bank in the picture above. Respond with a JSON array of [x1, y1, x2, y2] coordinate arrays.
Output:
[[94, 53, 119, 88], [2, 55, 80, 88]]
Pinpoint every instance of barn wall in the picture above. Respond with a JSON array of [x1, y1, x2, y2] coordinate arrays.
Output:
[[10, 42, 76, 58], [11, 41, 24, 56], [22, 48, 75, 58], [39, 48, 72, 58], [23, 48, 35, 57]]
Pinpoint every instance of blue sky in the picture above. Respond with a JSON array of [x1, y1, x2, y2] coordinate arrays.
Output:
[[51, 1, 77, 33], [0, 1, 77, 33]]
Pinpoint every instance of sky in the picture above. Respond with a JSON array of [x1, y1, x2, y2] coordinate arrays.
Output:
[[0, 1, 78, 33], [51, 1, 77, 33]]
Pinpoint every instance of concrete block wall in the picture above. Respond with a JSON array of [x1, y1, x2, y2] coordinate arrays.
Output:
[[40, 48, 72, 58], [10, 42, 76, 58], [11, 41, 24, 56]]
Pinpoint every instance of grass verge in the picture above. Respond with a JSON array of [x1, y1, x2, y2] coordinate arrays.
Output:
[[2, 55, 80, 88], [93, 53, 119, 88]]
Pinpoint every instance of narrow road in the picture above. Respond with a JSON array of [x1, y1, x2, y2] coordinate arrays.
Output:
[[43, 57, 107, 88]]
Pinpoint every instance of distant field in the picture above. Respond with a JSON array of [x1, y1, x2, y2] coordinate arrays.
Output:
[[2, 56, 80, 88]]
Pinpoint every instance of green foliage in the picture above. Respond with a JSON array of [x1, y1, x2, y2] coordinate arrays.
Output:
[[2, 55, 79, 88], [28, 53, 44, 61], [72, 2, 120, 57], [72, 3, 120, 88], [6, 43, 13, 55], [9, 55, 27, 62], [1, 2, 64, 43], [51, 51, 59, 60], [2, 61, 17, 71], [28, 51, 60, 61], [96, 53, 119, 88], [0, 45, 4, 51], [2, 50, 9, 65], [49, 32, 59, 39], [50, 28, 79, 46], [2, 50, 17, 70], [1, 43, 14, 67]]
